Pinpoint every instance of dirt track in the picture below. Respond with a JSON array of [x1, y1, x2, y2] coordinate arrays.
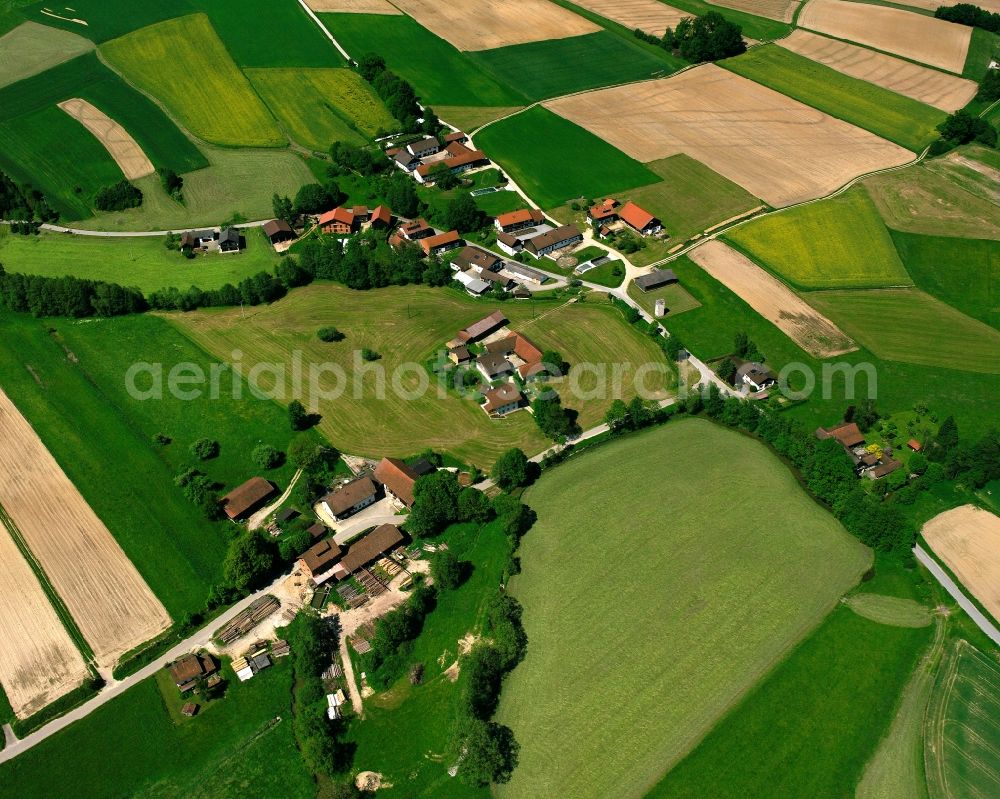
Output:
[[689, 240, 858, 357], [710, 0, 799, 22], [305, 0, 400, 12], [779, 30, 976, 113], [923, 505, 1000, 624], [571, 0, 688, 36], [798, 0, 972, 73], [545, 64, 913, 207], [57, 98, 154, 180], [0, 515, 88, 719], [388, 0, 598, 51], [0, 389, 170, 670]]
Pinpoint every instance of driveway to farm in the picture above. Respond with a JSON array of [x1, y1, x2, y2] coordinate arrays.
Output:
[[28, 219, 274, 237], [0, 569, 294, 764], [914, 544, 1000, 647], [248, 468, 303, 530]]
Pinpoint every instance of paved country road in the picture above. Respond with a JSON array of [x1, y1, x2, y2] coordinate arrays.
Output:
[[914, 544, 1000, 647], [0, 571, 292, 764]]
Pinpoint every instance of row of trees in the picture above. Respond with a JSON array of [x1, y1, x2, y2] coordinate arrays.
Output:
[[935, 3, 1000, 32], [634, 12, 746, 62], [0, 266, 147, 317], [0, 170, 58, 222], [356, 53, 440, 137]]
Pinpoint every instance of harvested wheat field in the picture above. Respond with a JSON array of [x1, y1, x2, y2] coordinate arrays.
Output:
[[710, 0, 799, 22], [388, 0, 598, 51], [0, 390, 170, 669], [571, 0, 688, 36], [923, 505, 1000, 624], [544, 64, 913, 207], [689, 240, 858, 357], [305, 0, 400, 12], [779, 30, 977, 112], [57, 98, 154, 180], [0, 519, 88, 719], [889, 0, 1000, 12], [798, 0, 971, 73]]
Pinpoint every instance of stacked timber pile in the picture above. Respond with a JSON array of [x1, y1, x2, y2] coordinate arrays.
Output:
[[215, 595, 280, 644]]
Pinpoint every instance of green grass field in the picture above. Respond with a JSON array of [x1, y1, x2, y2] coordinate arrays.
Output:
[[809, 288, 1000, 374], [726, 187, 912, 290], [647, 605, 933, 798], [0, 105, 124, 219], [891, 230, 1000, 331], [667, 0, 792, 40], [495, 418, 870, 799], [720, 45, 944, 152], [0, 20, 93, 88], [963, 27, 1000, 80], [926, 641, 1000, 799], [247, 68, 395, 150], [23, 0, 192, 42], [100, 13, 285, 148], [0, 659, 314, 798], [627, 281, 702, 318], [319, 13, 523, 107], [476, 106, 660, 208], [0, 312, 301, 618], [189, 0, 337, 68], [168, 283, 674, 467], [469, 31, 677, 102], [0, 227, 279, 292], [77, 146, 314, 232]]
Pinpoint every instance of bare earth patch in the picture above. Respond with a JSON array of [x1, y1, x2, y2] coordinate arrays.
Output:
[[779, 30, 977, 113], [798, 0, 972, 73], [570, 0, 689, 36], [0, 511, 88, 719], [388, 0, 598, 51], [57, 98, 154, 180], [923, 505, 1000, 624], [544, 64, 913, 207], [0, 389, 171, 670], [709, 0, 799, 22], [305, 0, 400, 12], [688, 240, 858, 357]]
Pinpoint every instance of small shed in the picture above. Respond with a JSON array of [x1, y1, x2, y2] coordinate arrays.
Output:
[[181, 703, 199, 717]]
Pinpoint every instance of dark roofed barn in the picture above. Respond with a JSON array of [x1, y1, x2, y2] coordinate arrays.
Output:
[[221, 477, 276, 521], [634, 269, 678, 292]]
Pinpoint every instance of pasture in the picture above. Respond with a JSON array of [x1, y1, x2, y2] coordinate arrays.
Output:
[[0, 504, 88, 719], [721, 44, 945, 151], [78, 147, 314, 232], [866, 151, 1000, 240], [544, 64, 913, 208], [189, 0, 338, 68], [778, 30, 977, 113], [808, 289, 1000, 374], [627, 281, 701, 318], [797, 0, 971, 73], [100, 14, 285, 148], [922, 506, 1000, 624], [22, 0, 190, 41], [0, 20, 93, 88], [647, 606, 932, 798], [725, 187, 912, 289], [470, 30, 679, 101], [475, 106, 660, 209], [319, 13, 523, 106], [891, 230, 1000, 330], [386, 0, 597, 51], [926, 640, 1000, 799], [0, 390, 170, 669], [169, 283, 673, 467], [496, 418, 870, 799], [0, 106, 124, 219], [688, 240, 857, 357], [0, 660, 315, 799], [0, 227, 280, 293], [569, 0, 688, 35], [247, 68, 394, 150], [0, 51, 207, 173], [666, 0, 792, 39]]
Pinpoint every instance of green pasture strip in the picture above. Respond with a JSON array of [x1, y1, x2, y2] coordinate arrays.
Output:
[[720, 44, 944, 152], [476, 105, 660, 208], [468, 30, 678, 102], [964, 27, 1000, 80], [664, 0, 792, 40], [647, 605, 933, 799], [319, 13, 523, 107], [22, 0, 192, 42]]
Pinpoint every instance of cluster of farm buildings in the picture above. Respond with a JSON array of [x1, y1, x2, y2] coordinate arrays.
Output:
[[815, 421, 918, 480]]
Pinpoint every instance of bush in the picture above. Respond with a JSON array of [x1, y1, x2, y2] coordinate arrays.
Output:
[[190, 438, 219, 460], [252, 443, 283, 469], [317, 326, 344, 342], [361, 348, 381, 362], [94, 180, 142, 211]]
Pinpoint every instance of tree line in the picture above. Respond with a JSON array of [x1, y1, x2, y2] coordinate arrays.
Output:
[[0, 170, 58, 222], [634, 12, 746, 62], [935, 3, 1000, 33], [356, 52, 440, 138]]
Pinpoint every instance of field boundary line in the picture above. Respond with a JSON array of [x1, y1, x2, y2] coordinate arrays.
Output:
[[0, 502, 96, 666], [296, 0, 352, 62]]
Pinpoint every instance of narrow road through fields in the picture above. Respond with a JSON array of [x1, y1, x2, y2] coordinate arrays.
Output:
[[914, 544, 1000, 647]]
